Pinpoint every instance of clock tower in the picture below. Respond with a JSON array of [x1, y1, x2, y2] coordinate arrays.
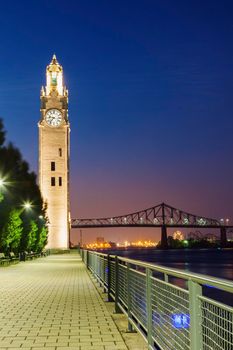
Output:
[[38, 55, 70, 249]]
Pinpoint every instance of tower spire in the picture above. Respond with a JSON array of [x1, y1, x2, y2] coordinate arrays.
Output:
[[51, 54, 58, 65]]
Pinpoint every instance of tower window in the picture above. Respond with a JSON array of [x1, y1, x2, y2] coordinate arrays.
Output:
[[51, 72, 57, 85], [51, 177, 55, 186], [59, 177, 62, 186], [59, 148, 62, 157], [51, 161, 55, 171]]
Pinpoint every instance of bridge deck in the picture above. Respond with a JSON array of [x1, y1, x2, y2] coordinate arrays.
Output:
[[0, 254, 127, 350]]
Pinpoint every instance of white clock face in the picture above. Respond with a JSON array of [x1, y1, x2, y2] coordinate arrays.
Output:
[[45, 109, 62, 127]]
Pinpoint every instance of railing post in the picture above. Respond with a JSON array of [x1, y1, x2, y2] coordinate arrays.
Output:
[[101, 256, 104, 287], [188, 280, 203, 350], [126, 262, 135, 332], [114, 256, 122, 313], [146, 267, 153, 348], [107, 254, 113, 301], [95, 254, 98, 279]]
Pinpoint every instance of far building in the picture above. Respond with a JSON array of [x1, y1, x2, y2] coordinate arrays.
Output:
[[96, 237, 105, 244], [38, 55, 70, 249], [173, 230, 184, 241]]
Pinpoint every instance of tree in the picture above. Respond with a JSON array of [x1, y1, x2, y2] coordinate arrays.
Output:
[[0, 119, 48, 253], [28, 220, 38, 251], [20, 220, 38, 252], [37, 226, 48, 252], [1, 209, 23, 253], [0, 118, 6, 203], [0, 118, 6, 147]]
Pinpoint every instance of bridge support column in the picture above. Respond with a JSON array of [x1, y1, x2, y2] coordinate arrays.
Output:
[[220, 227, 227, 248], [160, 225, 168, 249]]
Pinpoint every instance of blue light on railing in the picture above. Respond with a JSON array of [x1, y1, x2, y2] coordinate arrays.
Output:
[[171, 314, 190, 329], [204, 284, 218, 289]]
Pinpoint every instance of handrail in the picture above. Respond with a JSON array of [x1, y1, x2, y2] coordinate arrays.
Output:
[[85, 250, 233, 293], [81, 249, 233, 350], [114, 256, 233, 293]]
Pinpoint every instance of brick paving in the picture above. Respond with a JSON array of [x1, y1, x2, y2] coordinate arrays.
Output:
[[0, 254, 128, 350]]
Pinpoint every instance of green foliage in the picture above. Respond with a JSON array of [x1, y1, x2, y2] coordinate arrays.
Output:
[[20, 220, 39, 252], [0, 118, 6, 146], [0, 119, 48, 254], [1, 209, 23, 253], [28, 221, 38, 251], [37, 226, 48, 252]]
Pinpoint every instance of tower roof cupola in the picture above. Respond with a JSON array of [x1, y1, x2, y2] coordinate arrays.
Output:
[[45, 54, 64, 96]]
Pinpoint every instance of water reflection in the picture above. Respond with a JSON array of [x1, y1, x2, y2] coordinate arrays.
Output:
[[106, 248, 233, 306], [108, 248, 233, 280]]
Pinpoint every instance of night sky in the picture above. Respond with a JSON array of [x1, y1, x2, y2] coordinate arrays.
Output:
[[0, 0, 233, 244]]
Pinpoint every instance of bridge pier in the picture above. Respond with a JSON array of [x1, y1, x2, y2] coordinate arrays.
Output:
[[160, 225, 168, 249], [220, 227, 227, 247]]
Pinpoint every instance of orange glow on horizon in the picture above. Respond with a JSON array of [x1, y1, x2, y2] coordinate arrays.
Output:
[[84, 239, 157, 249]]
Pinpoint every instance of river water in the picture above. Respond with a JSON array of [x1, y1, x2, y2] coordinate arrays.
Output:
[[106, 248, 233, 280], [104, 248, 233, 305]]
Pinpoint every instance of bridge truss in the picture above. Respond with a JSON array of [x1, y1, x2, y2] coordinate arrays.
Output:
[[72, 202, 225, 228], [71, 202, 232, 248]]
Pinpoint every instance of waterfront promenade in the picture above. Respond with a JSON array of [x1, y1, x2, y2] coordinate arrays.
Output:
[[0, 254, 128, 350]]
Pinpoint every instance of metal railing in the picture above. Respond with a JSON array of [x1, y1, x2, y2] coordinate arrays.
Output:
[[81, 249, 233, 350]]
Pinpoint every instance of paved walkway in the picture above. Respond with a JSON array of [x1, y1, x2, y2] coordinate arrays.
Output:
[[0, 254, 128, 350]]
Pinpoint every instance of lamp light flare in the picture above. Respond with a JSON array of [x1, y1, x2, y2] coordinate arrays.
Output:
[[23, 202, 32, 210]]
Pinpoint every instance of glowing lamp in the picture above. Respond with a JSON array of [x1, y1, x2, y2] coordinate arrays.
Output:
[[171, 314, 190, 329], [23, 202, 32, 210]]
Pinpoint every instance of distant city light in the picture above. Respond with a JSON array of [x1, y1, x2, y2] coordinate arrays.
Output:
[[173, 230, 184, 240], [84, 239, 158, 250]]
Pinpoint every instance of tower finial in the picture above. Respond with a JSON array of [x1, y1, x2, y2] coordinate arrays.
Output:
[[50, 54, 58, 65]]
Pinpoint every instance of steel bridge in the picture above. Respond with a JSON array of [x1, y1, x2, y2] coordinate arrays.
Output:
[[71, 202, 232, 248]]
